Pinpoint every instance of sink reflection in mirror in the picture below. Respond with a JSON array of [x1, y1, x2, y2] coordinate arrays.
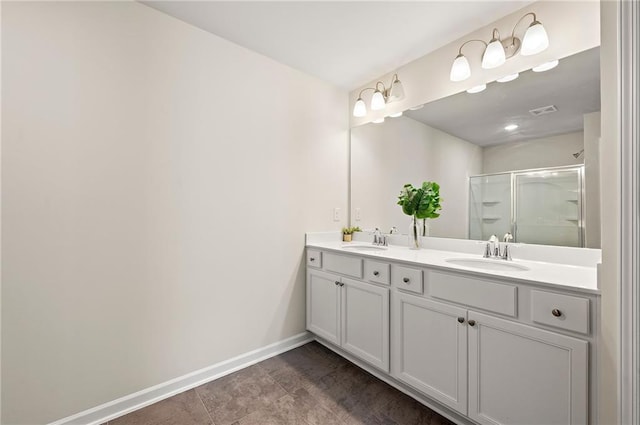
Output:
[[350, 47, 601, 249]]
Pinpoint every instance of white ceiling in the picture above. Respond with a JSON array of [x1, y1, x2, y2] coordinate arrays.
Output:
[[141, 1, 534, 90]]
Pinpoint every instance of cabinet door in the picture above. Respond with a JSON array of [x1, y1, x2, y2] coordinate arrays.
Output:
[[341, 278, 390, 372], [392, 292, 468, 414], [307, 270, 340, 345], [468, 311, 588, 425]]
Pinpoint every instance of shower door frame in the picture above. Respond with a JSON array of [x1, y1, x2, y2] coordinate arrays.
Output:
[[469, 164, 586, 247], [511, 165, 586, 248]]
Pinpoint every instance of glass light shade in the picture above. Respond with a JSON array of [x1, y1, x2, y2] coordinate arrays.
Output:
[[482, 39, 506, 69], [504, 124, 519, 131], [389, 111, 403, 118], [388, 80, 405, 102], [532, 59, 559, 72], [372, 117, 385, 124], [521, 22, 549, 56], [496, 73, 519, 83], [466, 84, 487, 94], [370, 90, 386, 111], [353, 98, 367, 117], [450, 54, 471, 82]]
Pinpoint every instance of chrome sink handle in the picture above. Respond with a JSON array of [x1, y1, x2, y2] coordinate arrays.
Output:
[[501, 244, 512, 261], [483, 243, 492, 258]]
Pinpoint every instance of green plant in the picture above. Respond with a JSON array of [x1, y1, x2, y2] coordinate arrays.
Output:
[[397, 182, 442, 247], [397, 181, 442, 219], [342, 226, 362, 235]]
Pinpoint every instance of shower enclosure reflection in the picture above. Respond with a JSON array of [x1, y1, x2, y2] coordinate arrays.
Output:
[[469, 165, 584, 247]]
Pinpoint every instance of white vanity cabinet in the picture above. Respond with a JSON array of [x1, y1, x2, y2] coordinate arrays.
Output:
[[467, 311, 588, 425], [392, 275, 590, 425], [306, 256, 390, 372], [306, 246, 598, 425], [307, 269, 341, 345], [392, 292, 468, 414]]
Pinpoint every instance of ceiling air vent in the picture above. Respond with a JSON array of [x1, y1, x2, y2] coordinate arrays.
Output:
[[529, 105, 558, 116]]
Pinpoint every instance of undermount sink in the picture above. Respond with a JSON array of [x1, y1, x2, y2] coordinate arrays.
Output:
[[445, 258, 530, 272], [341, 244, 388, 251]]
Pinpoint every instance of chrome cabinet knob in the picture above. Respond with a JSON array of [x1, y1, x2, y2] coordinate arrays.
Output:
[[552, 309, 562, 317], [340, 282, 345, 287], [403, 277, 410, 283], [334, 281, 340, 286], [309, 257, 315, 262], [373, 271, 380, 276], [468, 320, 476, 327], [457, 317, 465, 324]]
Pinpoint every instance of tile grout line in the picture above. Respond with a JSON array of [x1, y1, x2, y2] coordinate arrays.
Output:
[[254, 361, 293, 398], [193, 387, 217, 425], [253, 346, 333, 425]]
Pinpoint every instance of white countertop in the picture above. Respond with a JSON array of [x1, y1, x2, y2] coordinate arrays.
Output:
[[306, 240, 600, 295]]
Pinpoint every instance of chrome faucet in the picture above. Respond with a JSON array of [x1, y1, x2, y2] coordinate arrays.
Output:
[[372, 228, 386, 246], [482, 234, 513, 261]]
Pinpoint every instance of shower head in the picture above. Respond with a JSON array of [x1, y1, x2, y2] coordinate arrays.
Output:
[[573, 149, 584, 159]]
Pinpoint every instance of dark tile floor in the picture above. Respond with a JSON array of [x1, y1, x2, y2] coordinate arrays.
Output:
[[106, 341, 455, 425]]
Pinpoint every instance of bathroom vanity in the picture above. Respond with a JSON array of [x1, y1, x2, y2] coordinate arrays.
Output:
[[305, 236, 599, 425]]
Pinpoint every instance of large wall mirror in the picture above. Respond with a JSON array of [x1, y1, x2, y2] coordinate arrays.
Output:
[[350, 46, 601, 248]]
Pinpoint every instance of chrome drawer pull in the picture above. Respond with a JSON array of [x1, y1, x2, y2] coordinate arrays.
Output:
[[457, 317, 465, 324], [552, 309, 562, 317], [403, 277, 410, 283], [309, 257, 315, 262], [468, 320, 476, 327], [373, 271, 380, 276]]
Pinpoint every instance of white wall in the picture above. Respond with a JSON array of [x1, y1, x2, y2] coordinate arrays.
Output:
[[1, 2, 348, 424], [598, 2, 621, 424], [482, 131, 584, 174], [350, 116, 482, 238]]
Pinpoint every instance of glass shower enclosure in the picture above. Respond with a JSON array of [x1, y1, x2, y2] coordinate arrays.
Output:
[[469, 165, 585, 247]]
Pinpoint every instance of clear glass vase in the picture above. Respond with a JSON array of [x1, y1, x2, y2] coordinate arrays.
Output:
[[408, 216, 422, 249]]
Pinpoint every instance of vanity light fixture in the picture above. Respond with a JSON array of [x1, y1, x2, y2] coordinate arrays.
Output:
[[466, 84, 487, 94], [353, 73, 405, 117], [504, 124, 519, 131], [449, 12, 549, 82], [532, 59, 559, 72]]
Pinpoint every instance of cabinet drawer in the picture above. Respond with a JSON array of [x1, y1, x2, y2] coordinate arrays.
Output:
[[392, 265, 423, 294], [364, 260, 390, 285], [531, 290, 590, 334], [324, 252, 363, 279], [428, 270, 517, 317], [306, 249, 322, 268]]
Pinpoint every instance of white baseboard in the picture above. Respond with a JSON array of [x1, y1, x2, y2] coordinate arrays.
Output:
[[48, 332, 313, 425]]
